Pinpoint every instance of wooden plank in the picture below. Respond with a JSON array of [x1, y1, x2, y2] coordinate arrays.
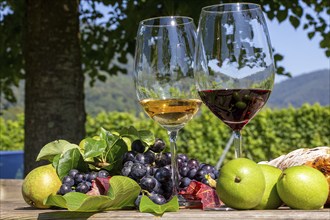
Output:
[[1, 179, 329, 220]]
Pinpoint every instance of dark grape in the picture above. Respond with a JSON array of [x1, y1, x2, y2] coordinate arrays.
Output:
[[76, 182, 90, 193], [163, 165, 171, 173], [179, 177, 191, 188], [135, 153, 146, 164], [152, 179, 164, 195], [187, 159, 199, 169], [202, 164, 214, 174], [155, 153, 171, 167], [86, 171, 98, 182], [177, 153, 188, 163], [62, 175, 74, 186], [132, 140, 145, 153], [69, 169, 79, 178], [98, 170, 110, 178], [201, 178, 209, 185], [149, 193, 166, 205], [85, 181, 92, 188], [143, 150, 155, 164], [149, 138, 165, 153], [123, 151, 136, 163], [179, 166, 189, 177], [124, 160, 134, 168], [74, 173, 84, 184], [162, 180, 173, 193], [195, 169, 207, 181], [130, 163, 147, 180], [187, 168, 197, 179], [134, 195, 142, 208], [140, 176, 156, 192], [145, 164, 154, 176], [58, 184, 72, 195], [121, 166, 132, 176], [154, 167, 171, 183], [177, 157, 184, 168]]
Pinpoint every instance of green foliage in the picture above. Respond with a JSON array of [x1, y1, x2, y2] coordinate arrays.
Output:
[[1, 0, 329, 103], [139, 195, 179, 215], [45, 176, 141, 212], [87, 104, 330, 164], [0, 113, 24, 150], [1, 105, 329, 165]]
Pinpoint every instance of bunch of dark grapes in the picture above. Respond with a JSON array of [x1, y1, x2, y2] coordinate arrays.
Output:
[[57, 169, 110, 195], [120, 138, 219, 206]]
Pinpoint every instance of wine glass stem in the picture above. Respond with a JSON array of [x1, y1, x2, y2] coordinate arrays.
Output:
[[168, 130, 179, 196], [233, 130, 242, 158]]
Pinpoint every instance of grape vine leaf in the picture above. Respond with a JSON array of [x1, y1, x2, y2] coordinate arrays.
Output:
[[137, 130, 155, 146], [103, 133, 128, 175], [139, 195, 179, 215], [56, 148, 89, 180], [36, 140, 79, 162], [44, 176, 141, 212], [119, 126, 155, 146], [83, 138, 107, 159]]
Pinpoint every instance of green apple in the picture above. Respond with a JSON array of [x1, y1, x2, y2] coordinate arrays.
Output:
[[253, 164, 282, 210], [216, 158, 265, 210], [22, 164, 61, 208], [277, 165, 329, 210]]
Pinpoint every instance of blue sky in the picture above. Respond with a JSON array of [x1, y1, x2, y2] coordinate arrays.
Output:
[[94, 2, 329, 84], [266, 17, 329, 83]]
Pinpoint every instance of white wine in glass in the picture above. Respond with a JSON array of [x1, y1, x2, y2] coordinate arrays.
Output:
[[134, 16, 201, 205]]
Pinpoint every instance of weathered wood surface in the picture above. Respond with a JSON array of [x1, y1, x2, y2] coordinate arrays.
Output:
[[1, 179, 329, 220]]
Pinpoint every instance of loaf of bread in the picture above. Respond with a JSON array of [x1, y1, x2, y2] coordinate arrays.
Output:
[[262, 147, 330, 206]]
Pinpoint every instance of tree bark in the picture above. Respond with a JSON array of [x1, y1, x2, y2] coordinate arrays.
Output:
[[23, 0, 85, 175]]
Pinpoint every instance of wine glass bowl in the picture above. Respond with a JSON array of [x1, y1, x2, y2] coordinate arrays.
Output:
[[194, 3, 275, 158], [134, 16, 201, 203]]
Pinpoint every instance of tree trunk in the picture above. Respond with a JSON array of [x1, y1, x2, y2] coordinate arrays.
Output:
[[23, 0, 85, 176]]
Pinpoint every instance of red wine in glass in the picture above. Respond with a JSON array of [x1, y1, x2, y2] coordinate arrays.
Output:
[[198, 89, 271, 131]]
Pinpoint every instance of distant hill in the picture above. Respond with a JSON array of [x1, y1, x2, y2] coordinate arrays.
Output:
[[1, 69, 329, 118], [267, 69, 330, 108]]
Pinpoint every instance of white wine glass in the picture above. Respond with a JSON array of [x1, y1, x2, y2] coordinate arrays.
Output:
[[195, 3, 275, 160], [134, 16, 202, 204]]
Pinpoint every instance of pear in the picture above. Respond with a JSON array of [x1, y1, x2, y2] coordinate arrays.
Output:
[[216, 158, 265, 210], [254, 164, 282, 210], [277, 165, 329, 210], [22, 164, 61, 208]]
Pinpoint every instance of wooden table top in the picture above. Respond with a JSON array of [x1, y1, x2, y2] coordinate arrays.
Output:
[[1, 179, 329, 220]]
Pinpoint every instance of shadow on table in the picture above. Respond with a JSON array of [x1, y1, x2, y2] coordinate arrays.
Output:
[[37, 211, 98, 220], [14, 207, 98, 219]]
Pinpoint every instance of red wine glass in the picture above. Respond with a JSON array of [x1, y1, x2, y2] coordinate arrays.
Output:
[[194, 3, 275, 159]]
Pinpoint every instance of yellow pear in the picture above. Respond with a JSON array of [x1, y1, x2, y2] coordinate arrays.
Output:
[[22, 164, 61, 208]]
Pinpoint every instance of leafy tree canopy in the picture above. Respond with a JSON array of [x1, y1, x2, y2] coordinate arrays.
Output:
[[1, 0, 329, 103]]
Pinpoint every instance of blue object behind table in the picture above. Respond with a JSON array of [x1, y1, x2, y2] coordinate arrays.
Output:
[[0, 151, 24, 179]]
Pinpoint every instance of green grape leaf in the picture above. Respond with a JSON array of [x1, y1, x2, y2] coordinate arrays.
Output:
[[138, 130, 155, 146], [44, 194, 67, 209], [44, 176, 140, 212], [36, 140, 79, 162], [139, 195, 179, 215], [52, 154, 61, 168], [119, 126, 140, 141], [104, 138, 127, 175], [56, 148, 88, 180], [83, 137, 107, 159]]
